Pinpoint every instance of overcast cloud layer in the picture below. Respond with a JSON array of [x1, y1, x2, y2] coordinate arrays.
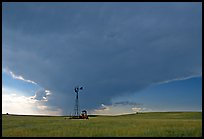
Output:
[[2, 2, 202, 115]]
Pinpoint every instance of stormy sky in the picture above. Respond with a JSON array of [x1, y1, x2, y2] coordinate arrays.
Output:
[[2, 2, 202, 115]]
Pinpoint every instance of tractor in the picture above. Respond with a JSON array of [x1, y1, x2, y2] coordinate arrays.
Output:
[[79, 110, 89, 119], [69, 110, 89, 119]]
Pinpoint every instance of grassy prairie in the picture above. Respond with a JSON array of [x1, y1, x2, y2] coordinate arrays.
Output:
[[2, 112, 202, 137]]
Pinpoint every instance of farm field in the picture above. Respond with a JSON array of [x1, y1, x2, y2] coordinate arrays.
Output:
[[2, 112, 202, 137]]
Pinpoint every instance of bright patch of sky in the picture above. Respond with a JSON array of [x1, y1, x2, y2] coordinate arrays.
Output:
[[111, 76, 202, 113], [2, 69, 41, 97]]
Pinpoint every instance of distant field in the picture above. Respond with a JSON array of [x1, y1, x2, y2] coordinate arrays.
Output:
[[2, 112, 202, 137]]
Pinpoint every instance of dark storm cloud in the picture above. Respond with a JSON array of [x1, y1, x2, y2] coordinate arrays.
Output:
[[2, 2, 202, 115]]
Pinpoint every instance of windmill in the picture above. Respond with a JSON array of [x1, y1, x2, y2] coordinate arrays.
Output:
[[74, 86, 83, 117], [69, 85, 88, 119]]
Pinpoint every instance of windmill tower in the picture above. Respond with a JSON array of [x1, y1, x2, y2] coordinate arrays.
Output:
[[74, 86, 83, 117]]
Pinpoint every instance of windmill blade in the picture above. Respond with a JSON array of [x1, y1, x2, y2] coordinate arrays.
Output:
[[74, 87, 79, 93]]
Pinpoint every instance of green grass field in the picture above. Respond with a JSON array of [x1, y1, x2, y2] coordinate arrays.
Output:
[[2, 112, 202, 137]]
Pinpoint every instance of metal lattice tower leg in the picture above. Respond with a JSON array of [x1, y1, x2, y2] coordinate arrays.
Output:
[[74, 92, 80, 117]]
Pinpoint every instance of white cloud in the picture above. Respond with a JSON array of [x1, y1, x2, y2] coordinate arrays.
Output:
[[132, 107, 141, 112], [30, 89, 52, 102], [45, 90, 51, 96], [2, 87, 63, 116], [3, 68, 37, 85], [94, 104, 110, 112], [155, 74, 202, 85]]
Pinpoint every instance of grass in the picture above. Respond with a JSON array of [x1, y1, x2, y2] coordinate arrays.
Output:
[[2, 112, 202, 137]]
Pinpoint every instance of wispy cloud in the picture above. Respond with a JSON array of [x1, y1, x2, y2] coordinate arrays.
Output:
[[155, 74, 202, 85], [113, 101, 142, 107], [3, 68, 37, 85], [94, 104, 110, 112]]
